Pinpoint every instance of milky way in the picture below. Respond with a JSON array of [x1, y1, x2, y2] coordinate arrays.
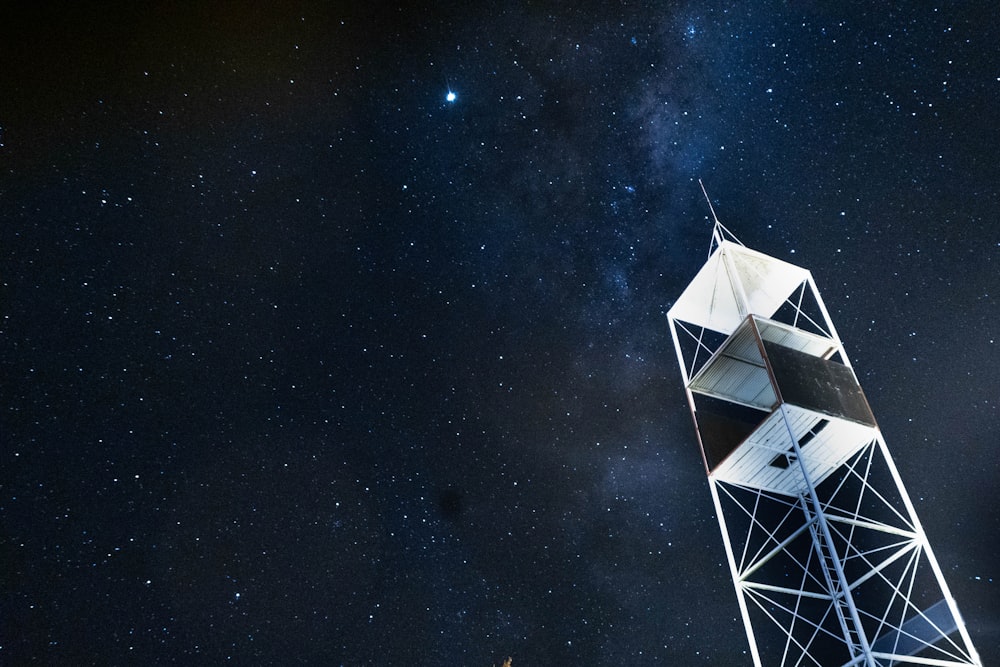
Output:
[[3, 3, 999, 664]]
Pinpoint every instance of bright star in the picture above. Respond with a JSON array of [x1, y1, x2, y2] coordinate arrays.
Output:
[[446, 91, 456, 103]]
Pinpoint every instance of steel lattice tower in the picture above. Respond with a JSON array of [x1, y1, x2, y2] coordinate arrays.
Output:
[[667, 215, 981, 667]]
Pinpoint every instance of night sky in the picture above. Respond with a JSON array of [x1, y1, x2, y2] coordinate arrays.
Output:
[[3, 3, 999, 665]]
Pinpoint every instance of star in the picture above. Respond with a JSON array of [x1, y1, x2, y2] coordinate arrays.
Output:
[[4, 4, 996, 665]]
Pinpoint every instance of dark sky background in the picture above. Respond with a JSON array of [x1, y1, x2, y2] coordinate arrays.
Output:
[[2, 3, 998, 665]]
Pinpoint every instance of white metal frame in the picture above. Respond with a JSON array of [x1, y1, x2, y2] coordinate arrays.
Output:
[[668, 223, 981, 667]]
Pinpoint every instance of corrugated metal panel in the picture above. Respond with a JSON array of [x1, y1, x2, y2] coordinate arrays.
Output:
[[692, 365, 775, 409], [753, 411, 792, 450], [711, 406, 876, 496], [725, 324, 764, 361], [689, 315, 842, 413], [691, 313, 875, 493], [689, 317, 775, 410]]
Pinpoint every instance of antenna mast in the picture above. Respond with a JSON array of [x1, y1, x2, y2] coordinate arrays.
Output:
[[698, 180, 742, 254], [699, 178, 721, 226]]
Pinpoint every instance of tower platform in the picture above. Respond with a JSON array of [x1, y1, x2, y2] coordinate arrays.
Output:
[[688, 314, 876, 496]]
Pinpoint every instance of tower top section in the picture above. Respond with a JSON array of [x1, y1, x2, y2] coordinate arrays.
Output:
[[666, 204, 982, 666], [669, 241, 812, 336]]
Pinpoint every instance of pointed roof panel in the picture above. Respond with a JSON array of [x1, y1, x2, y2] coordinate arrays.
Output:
[[669, 241, 811, 334]]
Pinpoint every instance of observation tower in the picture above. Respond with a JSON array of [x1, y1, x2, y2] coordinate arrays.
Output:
[[666, 196, 981, 666]]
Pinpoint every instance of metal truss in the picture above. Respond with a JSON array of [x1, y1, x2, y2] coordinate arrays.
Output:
[[668, 224, 981, 666], [670, 275, 836, 386], [709, 434, 981, 667]]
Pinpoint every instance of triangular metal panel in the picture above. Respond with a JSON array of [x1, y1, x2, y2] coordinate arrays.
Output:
[[688, 321, 774, 411], [729, 246, 812, 330], [669, 245, 743, 334], [669, 242, 811, 334]]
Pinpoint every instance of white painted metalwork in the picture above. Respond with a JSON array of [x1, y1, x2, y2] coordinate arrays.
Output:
[[668, 220, 981, 666]]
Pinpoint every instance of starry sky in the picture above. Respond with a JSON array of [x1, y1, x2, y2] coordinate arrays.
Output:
[[3, 3, 999, 665]]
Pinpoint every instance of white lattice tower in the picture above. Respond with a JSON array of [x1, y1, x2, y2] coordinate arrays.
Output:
[[667, 221, 982, 667]]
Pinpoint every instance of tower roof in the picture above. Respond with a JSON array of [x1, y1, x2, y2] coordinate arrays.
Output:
[[668, 240, 811, 334]]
